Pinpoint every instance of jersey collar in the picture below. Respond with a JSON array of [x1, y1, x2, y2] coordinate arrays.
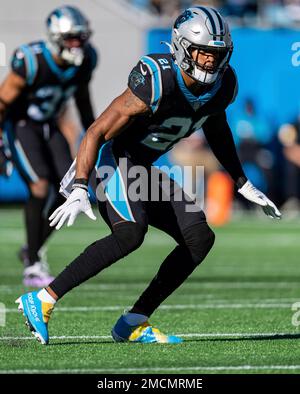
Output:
[[173, 61, 222, 111], [42, 43, 78, 82]]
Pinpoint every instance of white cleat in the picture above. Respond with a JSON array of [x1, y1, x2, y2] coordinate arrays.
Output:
[[15, 292, 51, 345], [23, 262, 55, 288]]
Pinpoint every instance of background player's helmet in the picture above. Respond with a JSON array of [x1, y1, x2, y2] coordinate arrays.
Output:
[[46, 5, 91, 66], [171, 6, 233, 85]]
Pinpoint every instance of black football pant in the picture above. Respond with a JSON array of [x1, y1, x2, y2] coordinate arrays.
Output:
[[5, 119, 73, 264], [50, 141, 215, 316]]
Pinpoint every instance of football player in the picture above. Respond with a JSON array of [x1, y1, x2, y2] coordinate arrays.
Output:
[[0, 6, 97, 287], [16, 6, 280, 344]]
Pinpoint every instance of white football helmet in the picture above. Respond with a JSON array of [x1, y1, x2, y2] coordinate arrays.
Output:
[[46, 5, 91, 66], [171, 6, 233, 85]]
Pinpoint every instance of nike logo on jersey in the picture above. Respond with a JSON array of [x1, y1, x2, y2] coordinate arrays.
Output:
[[140, 63, 147, 76]]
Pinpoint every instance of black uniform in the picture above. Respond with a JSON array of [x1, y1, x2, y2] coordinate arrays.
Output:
[[115, 53, 237, 165], [94, 53, 240, 228], [51, 54, 245, 316], [4, 40, 97, 183], [3, 40, 97, 266]]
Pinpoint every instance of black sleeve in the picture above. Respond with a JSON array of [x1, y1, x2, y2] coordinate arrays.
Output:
[[81, 45, 98, 84], [128, 56, 162, 114], [11, 48, 27, 80], [11, 45, 38, 85], [202, 111, 247, 186], [74, 84, 95, 130]]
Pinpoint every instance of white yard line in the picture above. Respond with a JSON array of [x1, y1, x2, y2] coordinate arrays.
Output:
[[0, 332, 297, 341], [1, 281, 300, 292], [1, 365, 300, 373], [4, 302, 296, 313]]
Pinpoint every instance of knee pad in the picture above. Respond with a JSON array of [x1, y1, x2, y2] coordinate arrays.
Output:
[[182, 222, 215, 265], [113, 221, 148, 256]]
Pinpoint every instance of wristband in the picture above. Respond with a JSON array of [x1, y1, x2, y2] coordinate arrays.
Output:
[[72, 178, 88, 191], [236, 176, 247, 189]]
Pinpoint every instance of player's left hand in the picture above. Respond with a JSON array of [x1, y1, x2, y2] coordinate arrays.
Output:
[[0, 138, 13, 178], [49, 187, 96, 230], [238, 180, 281, 219]]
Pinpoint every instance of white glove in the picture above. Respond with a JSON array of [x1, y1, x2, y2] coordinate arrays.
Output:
[[49, 187, 96, 230], [238, 180, 281, 219]]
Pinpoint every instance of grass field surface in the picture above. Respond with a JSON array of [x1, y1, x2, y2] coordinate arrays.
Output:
[[0, 208, 300, 374]]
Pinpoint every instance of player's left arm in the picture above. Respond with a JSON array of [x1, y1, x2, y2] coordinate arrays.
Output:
[[74, 44, 98, 131], [202, 111, 281, 219], [202, 111, 245, 185], [74, 83, 95, 130]]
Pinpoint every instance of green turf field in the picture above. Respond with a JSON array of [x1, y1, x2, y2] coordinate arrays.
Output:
[[0, 207, 300, 374]]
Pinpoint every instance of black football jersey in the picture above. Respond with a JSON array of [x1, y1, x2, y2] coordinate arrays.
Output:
[[7, 40, 97, 123], [114, 53, 238, 165]]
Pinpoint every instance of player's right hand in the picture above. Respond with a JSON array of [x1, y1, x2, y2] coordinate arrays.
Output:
[[49, 187, 96, 230]]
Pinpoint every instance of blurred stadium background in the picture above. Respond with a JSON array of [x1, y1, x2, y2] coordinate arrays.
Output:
[[1, 0, 300, 374], [1, 0, 300, 221]]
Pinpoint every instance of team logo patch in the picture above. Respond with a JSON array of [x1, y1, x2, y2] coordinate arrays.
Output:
[[130, 71, 145, 89], [174, 9, 194, 29], [12, 50, 25, 69]]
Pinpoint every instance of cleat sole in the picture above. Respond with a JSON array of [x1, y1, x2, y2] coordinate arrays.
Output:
[[25, 318, 34, 332], [33, 331, 46, 345]]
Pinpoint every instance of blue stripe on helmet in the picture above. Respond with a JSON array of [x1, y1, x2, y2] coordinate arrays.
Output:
[[210, 8, 225, 38], [61, 6, 85, 25], [196, 7, 217, 40]]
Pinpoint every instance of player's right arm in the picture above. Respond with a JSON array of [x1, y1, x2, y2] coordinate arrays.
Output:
[[49, 55, 159, 230], [0, 71, 26, 176], [0, 72, 26, 133], [75, 87, 149, 179], [49, 87, 149, 229], [1, 44, 38, 132], [75, 54, 161, 180]]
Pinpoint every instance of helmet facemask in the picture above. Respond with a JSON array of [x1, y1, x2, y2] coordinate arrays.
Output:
[[55, 31, 90, 66], [176, 36, 232, 85]]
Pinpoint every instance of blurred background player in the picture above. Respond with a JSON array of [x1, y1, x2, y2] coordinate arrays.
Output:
[[16, 6, 280, 345], [0, 5, 97, 287], [278, 113, 300, 214]]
